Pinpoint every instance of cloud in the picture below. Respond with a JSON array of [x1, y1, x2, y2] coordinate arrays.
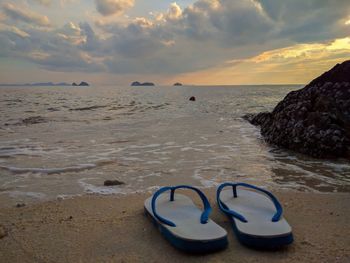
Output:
[[31, 0, 52, 6], [101, 0, 350, 74], [247, 37, 350, 65], [1, 0, 350, 79], [178, 37, 350, 85], [0, 12, 6, 21], [257, 0, 350, 42], [2, 3, 50, 26], [0, 23, 30, 38], [95, 0, 134, 16], [56, 22, 84, 45], [167, 2, 182, 20]]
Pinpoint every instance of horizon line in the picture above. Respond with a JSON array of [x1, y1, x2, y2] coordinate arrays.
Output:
[[0, 83, 305, 87]]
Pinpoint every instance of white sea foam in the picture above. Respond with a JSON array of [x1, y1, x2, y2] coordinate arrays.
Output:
[[0, 144, 63, 158], [0, 163, 97, 174], [146, 186, 161, 193], [197, 144, 217, 147], [78, 178, 124, 195], [192, 168, 218, 188], [180, 147, 204, 152], [129, 144, 161, 149], [120, 157, 143, 161], [145, 161, 163, 164], [6, 190, 46, 199], [56, 194, 80, 200]]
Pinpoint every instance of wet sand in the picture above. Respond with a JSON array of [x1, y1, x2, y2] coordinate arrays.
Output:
[[0, 189, 349, 263]]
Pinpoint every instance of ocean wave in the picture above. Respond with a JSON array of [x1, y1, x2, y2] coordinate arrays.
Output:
[[69, 105, 109, 111], [6, 190, 47, 199], [78, 178, 125, 195], [0, 164, 96, 174]]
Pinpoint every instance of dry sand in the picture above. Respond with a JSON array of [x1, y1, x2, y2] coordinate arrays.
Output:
[[0, 189, 349, 263]]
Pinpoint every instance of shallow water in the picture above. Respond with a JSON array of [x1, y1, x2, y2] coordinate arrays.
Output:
[[0, 85, 349, 203]]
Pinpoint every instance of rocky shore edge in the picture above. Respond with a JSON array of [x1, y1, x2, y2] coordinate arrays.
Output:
[[244, 60, 350, 159]]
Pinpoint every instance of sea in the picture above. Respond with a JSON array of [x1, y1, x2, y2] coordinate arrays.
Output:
[[0, 85, 349, 204]]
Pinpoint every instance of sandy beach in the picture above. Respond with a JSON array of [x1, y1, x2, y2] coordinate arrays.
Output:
[[0, 189, 349, 263]]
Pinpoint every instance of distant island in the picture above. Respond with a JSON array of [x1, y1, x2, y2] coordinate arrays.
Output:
[[0, 81, 91, 87], [173, 82, 183, 86], [0, 82, 70, 87], [131, 81, 155, 86], [72, 82, 90, 86]]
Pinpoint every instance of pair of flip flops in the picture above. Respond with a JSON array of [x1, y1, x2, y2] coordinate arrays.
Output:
[[144, 183, 293, 252]]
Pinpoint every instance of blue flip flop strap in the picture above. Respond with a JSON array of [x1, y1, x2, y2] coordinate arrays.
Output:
[[151, 185, 212, 227], [216, 182, 283, 223]]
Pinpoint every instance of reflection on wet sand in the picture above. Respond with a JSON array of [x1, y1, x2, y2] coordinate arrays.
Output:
[[269, 148, 350, 192]]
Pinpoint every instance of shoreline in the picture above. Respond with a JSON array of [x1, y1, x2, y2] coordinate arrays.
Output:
[[0, 189, 349, 262]]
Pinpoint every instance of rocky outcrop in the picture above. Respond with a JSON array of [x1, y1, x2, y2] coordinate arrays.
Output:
[[131, 81, 155, 86], [244, 60, 350, 159], [72, 82, 89, 86], [173, 82, 183, 86]]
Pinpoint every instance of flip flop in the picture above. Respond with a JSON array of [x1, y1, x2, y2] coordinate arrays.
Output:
[[217, 182, 293, 249], [144, 185, 228, 253]]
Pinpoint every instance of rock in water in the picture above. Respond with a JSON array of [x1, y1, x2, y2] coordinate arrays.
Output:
[[21, 116, 47, 125], [244, 60, 350, 159], [189, 96, 196, 101], [104, 180, 125, 186], [79, 81, 89, 86], [0, 225, 7, 239], [131, 81, 155, 86]]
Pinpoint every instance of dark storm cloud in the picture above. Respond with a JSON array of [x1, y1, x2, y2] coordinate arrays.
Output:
[[258, 0, 350, 42]]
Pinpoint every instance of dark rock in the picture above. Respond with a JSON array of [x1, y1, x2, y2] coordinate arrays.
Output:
[[306, 61, 350, 87], [59, 216, 74, 223], [0, 225, 7, 239], [69, 105, 107, 111], [173, 82, 183, 86], [47, 107, 60, 112], [78, 82, 89, 86], [245, 60, 350, 159], [189, 96, 196, 101], [72, 82, 89, 86], [131, 81, 155, 86], [16, 203, 25, 208], [21, 116, 46, 125], [104, 180, 125, 186]]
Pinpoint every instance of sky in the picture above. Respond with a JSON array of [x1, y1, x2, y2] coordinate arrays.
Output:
[[0, 0, 349, 85]]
